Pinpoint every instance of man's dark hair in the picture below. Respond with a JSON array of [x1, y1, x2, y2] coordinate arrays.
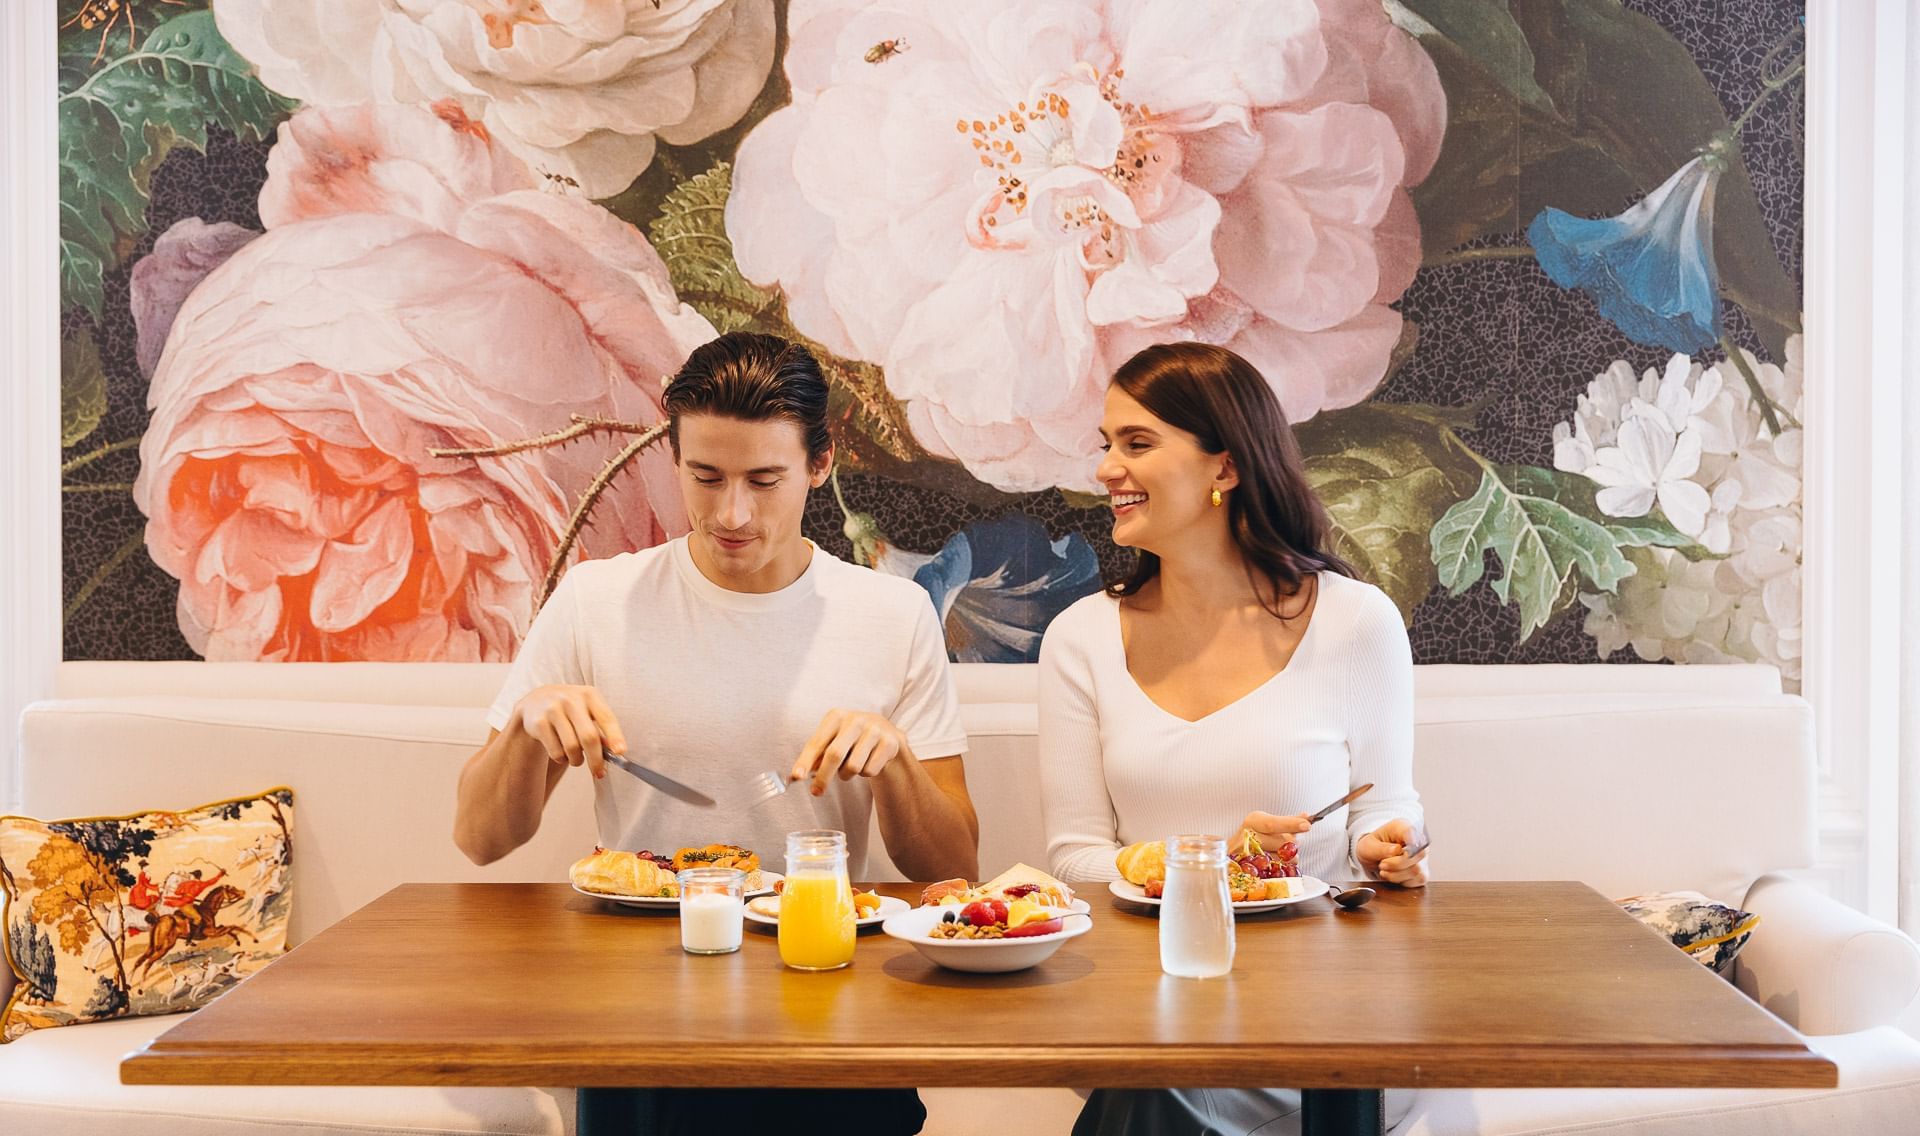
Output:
[[663, 332, 833, 464]]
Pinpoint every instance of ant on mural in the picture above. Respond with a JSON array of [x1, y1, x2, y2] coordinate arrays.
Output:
[[865, 38, 910, 65]]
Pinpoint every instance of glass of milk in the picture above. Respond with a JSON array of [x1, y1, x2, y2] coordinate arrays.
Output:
[[1159, 834, 1235, 978], [677, 868, 746, 955]]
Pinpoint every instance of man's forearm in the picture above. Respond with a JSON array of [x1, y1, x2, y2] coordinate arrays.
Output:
[[454, 725, 553, 865], [872, 757, 979, 881]]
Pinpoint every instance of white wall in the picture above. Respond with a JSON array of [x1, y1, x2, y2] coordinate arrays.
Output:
[[0, 1, 59, 815]]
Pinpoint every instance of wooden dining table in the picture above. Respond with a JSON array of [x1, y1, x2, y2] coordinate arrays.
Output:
[[121, 880, 1836, 1136]]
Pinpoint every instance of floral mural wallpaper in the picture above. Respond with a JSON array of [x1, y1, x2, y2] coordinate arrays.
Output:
[[58, 0, 1806, 684]]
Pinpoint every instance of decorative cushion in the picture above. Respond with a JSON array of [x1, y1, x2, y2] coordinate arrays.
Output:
[[1, 787, 294, 1043], [1616, 890, 1759, 974]]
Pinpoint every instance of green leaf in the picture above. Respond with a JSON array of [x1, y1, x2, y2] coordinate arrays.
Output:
[[1388, 0, 1557, 114], [649, 161, 926, 466], [60, 329, 108, 448], [1430, 466, 1635, 642], [1606, 521, 1695, 552], [1498, 464, 1714, 557], [1400, 0, 1800, 359], [58, 10, 294, 315], [1306, 454, 1460, 624], [648, 162, 781, 335], [1293, 403, 1483, 624]]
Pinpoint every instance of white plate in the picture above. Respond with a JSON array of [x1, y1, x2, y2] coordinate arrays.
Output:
[[1108, 877, 1328, 913], [743, 894, 909, 928], [573, 871, 782, 909], [881, 905, 1093, 973]]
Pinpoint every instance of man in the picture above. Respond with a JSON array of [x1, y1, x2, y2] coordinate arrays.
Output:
[[163, 867, 228, 934], [127, 861, 160, 938], [454, 331, 980, 1134]]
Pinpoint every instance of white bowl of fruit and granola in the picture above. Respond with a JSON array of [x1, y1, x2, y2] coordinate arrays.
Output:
[[883, 864, 1091, 973]]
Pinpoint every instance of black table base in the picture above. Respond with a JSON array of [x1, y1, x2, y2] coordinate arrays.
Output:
[[582, 1085, 1386, 1136], [1302, 1087, 1385, 1136], [578, 1086, 931, 1135]]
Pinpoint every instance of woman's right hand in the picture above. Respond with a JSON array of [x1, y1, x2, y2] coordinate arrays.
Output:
[[511, 684, 627, 779], [1236, 810, 1311, 855]]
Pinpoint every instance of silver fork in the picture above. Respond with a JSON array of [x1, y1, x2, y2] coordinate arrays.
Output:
[[745, 769, 795, 810]]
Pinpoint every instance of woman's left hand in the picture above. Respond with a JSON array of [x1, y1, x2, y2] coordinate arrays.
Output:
[[1357, 818, 1428, 888]]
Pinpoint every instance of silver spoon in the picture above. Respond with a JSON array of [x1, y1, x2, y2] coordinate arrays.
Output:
[[1326, 883, 1376, 910]]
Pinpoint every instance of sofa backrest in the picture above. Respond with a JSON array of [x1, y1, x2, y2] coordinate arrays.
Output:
[[18, 662, 1814, 945]]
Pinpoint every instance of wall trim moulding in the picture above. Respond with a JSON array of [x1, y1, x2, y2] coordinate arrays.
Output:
[[1802, 0, 1903, 922], [0, 1, 60, 813]]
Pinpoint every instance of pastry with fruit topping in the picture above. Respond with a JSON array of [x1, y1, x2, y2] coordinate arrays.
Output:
[[919, 862, 1076, 909]]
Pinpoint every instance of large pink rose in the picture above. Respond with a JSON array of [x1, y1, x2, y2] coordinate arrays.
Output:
[[215, 0, 777, 198], [727, 0, 1442, 492], [134, 103, 713, 661]]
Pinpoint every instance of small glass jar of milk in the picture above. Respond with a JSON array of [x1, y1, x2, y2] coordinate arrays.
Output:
[[677, 867, 746, 955]]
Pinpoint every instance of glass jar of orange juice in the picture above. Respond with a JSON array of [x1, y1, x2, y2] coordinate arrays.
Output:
[[779, 829, 856, 971]]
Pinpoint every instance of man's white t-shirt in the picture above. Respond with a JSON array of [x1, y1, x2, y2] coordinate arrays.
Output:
[[486, 537, 969, 876]]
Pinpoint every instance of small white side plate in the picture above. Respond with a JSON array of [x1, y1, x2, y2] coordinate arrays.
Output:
[[573, 871, 783, 909], [742, 894, 909, 928]]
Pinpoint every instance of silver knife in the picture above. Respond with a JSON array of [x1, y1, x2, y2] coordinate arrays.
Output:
[[1306, 781, 1374, 822], [603, 752, 717, 808]]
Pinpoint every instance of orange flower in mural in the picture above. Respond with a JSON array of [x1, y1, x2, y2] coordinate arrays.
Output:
[[133, 104, 713, 661]]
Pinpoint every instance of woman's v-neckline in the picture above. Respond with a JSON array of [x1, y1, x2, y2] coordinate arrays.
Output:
[[1115, 574, 1325, 726]]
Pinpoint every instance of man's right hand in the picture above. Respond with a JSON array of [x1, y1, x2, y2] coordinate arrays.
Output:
[[510, 685, 627, 780]]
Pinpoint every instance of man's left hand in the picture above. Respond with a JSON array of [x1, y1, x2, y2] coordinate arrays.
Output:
[[792, 709, 914, 795]]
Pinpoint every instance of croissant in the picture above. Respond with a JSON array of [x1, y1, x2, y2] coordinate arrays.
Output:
[[571, 847, 677, 897], [1115, 840, 1167, 886]]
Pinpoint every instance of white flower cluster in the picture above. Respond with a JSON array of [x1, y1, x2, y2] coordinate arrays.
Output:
[[1551, 336, 1803, 687]]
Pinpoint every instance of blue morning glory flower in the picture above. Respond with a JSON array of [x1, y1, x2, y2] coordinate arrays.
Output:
[[1528, 147, 1727, 354]]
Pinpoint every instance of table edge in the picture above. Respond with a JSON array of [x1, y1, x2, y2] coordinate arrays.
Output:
[[119, 1040, 1840, 1091]]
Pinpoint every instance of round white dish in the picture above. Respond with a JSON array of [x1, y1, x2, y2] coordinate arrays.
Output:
[[573, 871, 782, 909], [743, 894, 908, 928], [1107, 876, 1329, 913], [881, 904, 1092, 973]]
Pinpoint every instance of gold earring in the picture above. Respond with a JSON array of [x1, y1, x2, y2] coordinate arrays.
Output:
[[1210, 487, 1223, 508]]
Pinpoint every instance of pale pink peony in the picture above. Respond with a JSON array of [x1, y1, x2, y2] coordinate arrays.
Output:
[[215, 0, 777, 198], [134, 103, 713, 661], [726, 0, 1443, 492]]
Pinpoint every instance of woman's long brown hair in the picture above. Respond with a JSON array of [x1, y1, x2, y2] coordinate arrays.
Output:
[[1106, 342, 1354, 618]]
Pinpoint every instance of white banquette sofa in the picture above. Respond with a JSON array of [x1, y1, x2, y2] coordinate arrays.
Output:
[[5, 660, 1920, 1135]]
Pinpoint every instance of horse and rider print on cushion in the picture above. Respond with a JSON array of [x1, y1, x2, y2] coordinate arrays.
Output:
[[0, 787, 293, 1042]]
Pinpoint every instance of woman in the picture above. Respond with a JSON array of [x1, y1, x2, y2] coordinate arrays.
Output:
[[1039, 342, 1427, 1136]]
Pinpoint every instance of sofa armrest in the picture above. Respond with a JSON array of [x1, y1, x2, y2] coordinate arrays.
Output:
[[1732, 872, 1920, 1035]]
